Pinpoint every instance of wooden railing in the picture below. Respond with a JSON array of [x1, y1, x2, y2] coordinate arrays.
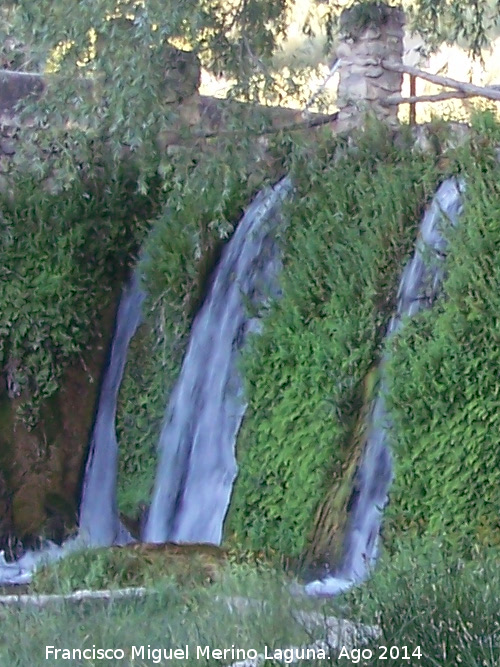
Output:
[[380, 61, 500, 122]]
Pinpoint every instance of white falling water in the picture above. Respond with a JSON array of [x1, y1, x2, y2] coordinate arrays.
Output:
[[143, 177, 292, 544], [0, 272, 146, 583], [0, 177, 464, 591], [79, 270, 146, 547]]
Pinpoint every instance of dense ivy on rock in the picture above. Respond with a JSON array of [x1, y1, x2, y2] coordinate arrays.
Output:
[[228, 119, 500, 561], [0, 170, 152, 426], [226, 127, 440, 559], [386, 116, 500, 552]]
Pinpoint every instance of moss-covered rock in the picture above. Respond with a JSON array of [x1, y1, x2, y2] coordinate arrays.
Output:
[[226, 117, 500, 564], [0, 147, 160, 547], [0, 291, 122, 547], [31, 542, 274, 593]]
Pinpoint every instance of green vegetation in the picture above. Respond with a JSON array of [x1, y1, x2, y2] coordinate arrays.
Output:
[[0, 146, 165, 542], [386, 115, 500, 551], [226, 125, 440, 559], [1, 540, 498, 666], [0, 154, 161, 541], [1, 565, 314, 667], [0, 95, 499, 667], [340, 1, 400, 41], [31, 544, 227, 593], [225, 116, 500, 564], [344, 538, 500, 666], [30, 543, 276, 594], [0, 168, 153, 425]]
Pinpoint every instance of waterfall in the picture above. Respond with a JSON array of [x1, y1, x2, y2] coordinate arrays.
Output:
[[143, 177, 292, 544], [0, 177, 291, 584], [79, 270, 146, 547], [0, 176, 464, 590], [305, 177, 465, 596]]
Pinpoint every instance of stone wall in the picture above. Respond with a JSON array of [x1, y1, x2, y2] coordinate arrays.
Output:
[[336, 5, 405, 132], [0, 52, 333, 171]]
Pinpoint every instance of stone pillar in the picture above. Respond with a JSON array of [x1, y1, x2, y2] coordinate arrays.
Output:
[[336, 5, 405, 132]]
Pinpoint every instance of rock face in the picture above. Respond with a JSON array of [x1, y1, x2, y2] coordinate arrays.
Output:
[[161, 45, 201, 103], [336, 5, 404, 131], [0, 71, 44, 117], [0, 295, 120, 553]]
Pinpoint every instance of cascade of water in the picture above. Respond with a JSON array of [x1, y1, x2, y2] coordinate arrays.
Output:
[[0, 538, 82, 586], [306, 177, 465, 596], [0, 271, 145, 584], [143, 177, 292, 544], [0, 68, 331, 587], [0, 173, 465, 591], [79, 270, 146, 546], [0, 177, 291, 585]]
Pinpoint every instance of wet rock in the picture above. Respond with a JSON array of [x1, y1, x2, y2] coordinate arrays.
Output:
[[0, 287, 123, 548], [12, 481, 46, 538]]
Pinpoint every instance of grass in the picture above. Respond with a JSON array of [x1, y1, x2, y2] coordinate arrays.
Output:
[[1, 540, 499, 666], [29, 543, 276, 594], [1, 565, 326, 667], [342, 539, 500, 666]]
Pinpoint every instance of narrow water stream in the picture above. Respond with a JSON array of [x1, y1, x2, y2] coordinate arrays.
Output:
[[79, 270, 146, 547], [305, 177, 465, 595]]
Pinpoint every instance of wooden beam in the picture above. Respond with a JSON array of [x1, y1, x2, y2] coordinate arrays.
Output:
[[382, 61, 500, 103], [384, 90, 473, 106], [409, 74, 416, 125]]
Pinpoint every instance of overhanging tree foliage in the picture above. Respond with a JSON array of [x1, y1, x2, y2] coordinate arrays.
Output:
[[3, 0, 499, 157], [1, 0, 294, 190]]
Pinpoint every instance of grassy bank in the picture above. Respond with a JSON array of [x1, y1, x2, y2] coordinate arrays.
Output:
[[386, 114, 500, 551], [1, 541, 499, 666]]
